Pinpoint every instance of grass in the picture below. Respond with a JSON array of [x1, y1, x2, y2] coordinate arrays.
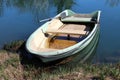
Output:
[[3, 40, 24, 52], [0, 40, 120, 80]]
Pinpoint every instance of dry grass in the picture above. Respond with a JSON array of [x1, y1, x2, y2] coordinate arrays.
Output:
[[0, 40, 120, 80], [0, 50, 9, 64], [0, 50, 23, 80], [0, 50, 120, 80]]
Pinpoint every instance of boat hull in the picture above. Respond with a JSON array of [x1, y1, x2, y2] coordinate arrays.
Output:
[[26, 10, 101, 62]]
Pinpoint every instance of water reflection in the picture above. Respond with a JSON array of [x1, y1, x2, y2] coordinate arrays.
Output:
[[4, 0, 49, 22], [106, 0, 120, 7], [5, 0, 49, 11], [52, 0, 75, 13], [0, 0, 120, 19], [0, 0, 75, 19], [0, 0, 3, 16]]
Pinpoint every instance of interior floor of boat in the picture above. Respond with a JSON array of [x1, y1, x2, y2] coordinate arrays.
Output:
[[48, 39, 77, 49]]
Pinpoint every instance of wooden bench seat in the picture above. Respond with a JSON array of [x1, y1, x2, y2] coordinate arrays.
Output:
[[46, 29, 87, 35], [46, 19, 89, 35], [46, 24, 89, 35]]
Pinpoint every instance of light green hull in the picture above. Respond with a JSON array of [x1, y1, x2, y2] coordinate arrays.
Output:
[[26, 10, 101, 62], [67, 26, 100, 64]]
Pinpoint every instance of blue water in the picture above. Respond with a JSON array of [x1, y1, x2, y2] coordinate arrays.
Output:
[[0, 0, 120, 63]]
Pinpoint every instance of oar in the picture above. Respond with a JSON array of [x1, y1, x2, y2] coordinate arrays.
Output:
[[39, 17, 53, 22]]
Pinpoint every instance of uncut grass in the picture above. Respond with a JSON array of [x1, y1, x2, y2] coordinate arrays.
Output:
[[3, 40, 24, 52], [0, 50, 23, 80], [0, 51, 119, 80], [0, 40, 120, 80]]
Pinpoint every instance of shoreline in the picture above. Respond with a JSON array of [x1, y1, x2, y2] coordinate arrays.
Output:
[[0, 40, 120, 80]]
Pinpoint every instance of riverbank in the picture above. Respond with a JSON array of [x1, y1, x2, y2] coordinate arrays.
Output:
[[0, 40, 120, 80]]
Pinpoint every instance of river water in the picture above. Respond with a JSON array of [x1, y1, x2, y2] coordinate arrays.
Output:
[[0, 0, 120, 63]]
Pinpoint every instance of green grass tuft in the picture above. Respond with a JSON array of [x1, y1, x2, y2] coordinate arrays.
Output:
[[3, 40, 24, 52]]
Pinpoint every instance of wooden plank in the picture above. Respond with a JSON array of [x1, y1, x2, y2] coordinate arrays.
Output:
[[60, 24, 86, 30], [46, 23, 89, 35], [47, 19, 64, 31], [46, 29, 87, 35]]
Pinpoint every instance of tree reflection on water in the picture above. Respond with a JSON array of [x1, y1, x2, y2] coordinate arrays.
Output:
[[4, 0, 49, 22], [1, 0, 120, 19], [53, 0, 75, 13], [0, 0, 75, 18], [106, 0, 120, 7], [0, 0, 3, 16]]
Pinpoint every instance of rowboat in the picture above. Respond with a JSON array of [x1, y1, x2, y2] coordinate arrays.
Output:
[[26, 10, 101, 62]]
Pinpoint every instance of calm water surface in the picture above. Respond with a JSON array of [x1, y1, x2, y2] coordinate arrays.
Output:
[[0, 0, 120, 63]]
